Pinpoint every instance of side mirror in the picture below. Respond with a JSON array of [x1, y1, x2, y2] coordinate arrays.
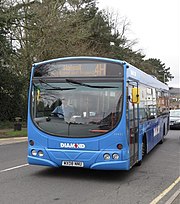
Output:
[[132, 87, 140, 104]]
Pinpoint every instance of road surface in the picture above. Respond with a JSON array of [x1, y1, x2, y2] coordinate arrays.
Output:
[[0, 130, 179, 204]]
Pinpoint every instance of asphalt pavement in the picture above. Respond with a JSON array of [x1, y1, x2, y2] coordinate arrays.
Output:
[[0, 130, 179, 204]]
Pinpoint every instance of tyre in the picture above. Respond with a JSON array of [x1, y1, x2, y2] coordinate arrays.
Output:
[[159, 125, 165, 144], [142, 136, 146, 158], [136, 136, 146, 166]]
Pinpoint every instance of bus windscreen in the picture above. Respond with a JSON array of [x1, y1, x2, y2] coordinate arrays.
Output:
[[31, 59, 124, 138]]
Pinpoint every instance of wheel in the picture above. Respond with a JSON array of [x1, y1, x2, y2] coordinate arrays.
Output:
[[142, 137, 146, 158], [136, 136, 146, 167], [159, 136, 164, 144], [136, 160, 142, 166], [159, 125, 165, 144]]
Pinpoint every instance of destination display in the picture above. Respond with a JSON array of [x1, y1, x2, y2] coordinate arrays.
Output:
[[51, 63, 106, 77], [34, 60, 123, 78]]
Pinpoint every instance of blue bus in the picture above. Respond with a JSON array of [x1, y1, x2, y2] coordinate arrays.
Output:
[[28, 56, 169, 170]]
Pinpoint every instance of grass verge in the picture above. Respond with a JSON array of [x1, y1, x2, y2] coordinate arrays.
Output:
[[0, 129, 27, 138]]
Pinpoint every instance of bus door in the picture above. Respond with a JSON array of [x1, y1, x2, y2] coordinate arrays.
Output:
[[127, 84, 139, 167]]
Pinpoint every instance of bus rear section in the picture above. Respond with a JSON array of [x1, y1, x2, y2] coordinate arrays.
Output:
[[27, 57, 131, 170]]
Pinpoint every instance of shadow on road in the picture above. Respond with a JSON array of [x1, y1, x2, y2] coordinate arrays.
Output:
[[29, 132, 179, 182], [29, 141, 165, 182], [31, 165, 137, 183]]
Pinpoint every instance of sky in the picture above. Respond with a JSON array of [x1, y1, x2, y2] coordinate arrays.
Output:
[[98, 0, 180, 88]]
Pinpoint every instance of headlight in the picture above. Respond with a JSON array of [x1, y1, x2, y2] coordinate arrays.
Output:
[[112, 153, 119, 160], [31, 149, 37, 156], [175, 119, 180, 124], [38, 150, 44, 157], [103, 153, 110, 160]]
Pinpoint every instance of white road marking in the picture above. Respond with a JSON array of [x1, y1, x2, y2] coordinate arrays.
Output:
[[0, 164, 29, 173], [165, 189, 180, 204], [150, 176, 180, 204]]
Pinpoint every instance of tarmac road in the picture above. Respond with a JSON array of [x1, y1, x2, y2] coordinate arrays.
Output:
[[0, 130, 179, 204]]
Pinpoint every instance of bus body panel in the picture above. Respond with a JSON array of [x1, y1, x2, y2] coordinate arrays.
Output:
[[27, 96, 130, 170], [126, 62, 169, 159], [138, 115, 168, 154], [28, 56, 169, 170], [126, 63, 168, 91]]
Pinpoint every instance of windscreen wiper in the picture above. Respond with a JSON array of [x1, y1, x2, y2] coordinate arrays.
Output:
[[66, 79, 118, 89], [39, 79, 76, 91]]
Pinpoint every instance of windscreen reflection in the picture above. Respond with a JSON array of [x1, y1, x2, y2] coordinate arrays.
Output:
[[31, 81, 123, 137]]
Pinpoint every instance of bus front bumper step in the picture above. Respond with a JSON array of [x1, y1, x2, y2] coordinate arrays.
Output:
[[28, 156, 59, 167]]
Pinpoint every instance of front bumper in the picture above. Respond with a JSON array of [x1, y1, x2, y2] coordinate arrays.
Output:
[[28, 145, 130, 170], [170, 123, 180, 129], [28, 156, 59, 167], [28, 155, 129, 170]]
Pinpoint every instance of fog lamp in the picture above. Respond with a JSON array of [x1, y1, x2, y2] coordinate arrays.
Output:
[[117, 144, 123, 150], [29, 140, 34, 146]]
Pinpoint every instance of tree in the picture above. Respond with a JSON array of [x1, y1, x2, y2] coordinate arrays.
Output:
[[0, 0, 174, 121], [26, 0, 113, 59], [0, 0, 26, 120], [142, 58, 174, 83]]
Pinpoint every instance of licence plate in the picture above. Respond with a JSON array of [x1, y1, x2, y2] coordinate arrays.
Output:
[[62, 161, 84, 167]]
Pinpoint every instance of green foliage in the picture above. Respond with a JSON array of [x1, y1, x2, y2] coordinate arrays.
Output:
[[0, 66, 25, 121], [0, 128, 27, 137], [140, 58, 174, 83], [0, 0, 174, 121], [4, 129, 27, 137]]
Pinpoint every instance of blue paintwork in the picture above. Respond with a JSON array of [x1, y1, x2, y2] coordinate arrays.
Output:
[[32, 56, 125, 67], [28, 56, 169, 170], [126, 62, 169, 91], [27, 104, 130, 170], [126, 62, 169, 157], [139, 115, 168, 154]]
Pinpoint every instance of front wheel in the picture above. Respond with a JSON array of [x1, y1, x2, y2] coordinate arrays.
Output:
[[136, 137, 146, 166]]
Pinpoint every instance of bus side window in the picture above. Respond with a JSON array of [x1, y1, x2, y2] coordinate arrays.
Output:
[[144, 87, 157, 119], [157, 91, 169, 116], [139, 85, 148, 121], [157, 91, 162, 116]]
